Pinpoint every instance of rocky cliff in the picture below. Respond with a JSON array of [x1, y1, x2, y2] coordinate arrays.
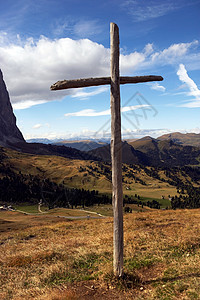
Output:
[[0, 69, 25, 147]]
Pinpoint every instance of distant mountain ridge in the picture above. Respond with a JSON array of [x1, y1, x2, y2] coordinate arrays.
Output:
[[25, 134, 200, 167], [26, 138, 53, 144], [26, 139, 108, 151], [128, 137, 200, 167], [157, 132, 200, 147], [53, 140, 108, 151], [89, 138, 200, 167], [27, 132, 200, 151], [11, 141, 100, 161]]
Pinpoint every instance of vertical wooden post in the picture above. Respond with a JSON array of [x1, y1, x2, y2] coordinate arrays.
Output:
[[51, 21, 163, 279], [110, 22, 123, 277]]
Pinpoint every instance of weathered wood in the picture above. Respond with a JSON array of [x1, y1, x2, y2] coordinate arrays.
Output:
[[110, 22, 123, 277], [51, 75, 163, 90], [50, 22, 163, 279]]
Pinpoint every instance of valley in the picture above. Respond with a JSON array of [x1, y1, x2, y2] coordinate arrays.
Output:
[[0, 146, 191, 206], [1, 143, 200, 213]]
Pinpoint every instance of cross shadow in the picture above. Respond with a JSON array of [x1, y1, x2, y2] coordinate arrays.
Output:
[[143, 272, 200, 286]]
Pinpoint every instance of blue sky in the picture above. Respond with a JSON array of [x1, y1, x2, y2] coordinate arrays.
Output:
[[0, 0, 200, 140]]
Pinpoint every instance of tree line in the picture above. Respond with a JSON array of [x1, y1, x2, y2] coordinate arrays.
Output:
[[1, 162, 200, 210], [0, 164, 111, 208]]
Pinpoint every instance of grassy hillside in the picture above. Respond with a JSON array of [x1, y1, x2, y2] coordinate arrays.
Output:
[[158, 132, 200, 147], [89, 139, 200, 167], [1, 208, 200, 299], [88, 142, 148, 165], [1, 146, 200, 206], [128, 138, 200, 167]]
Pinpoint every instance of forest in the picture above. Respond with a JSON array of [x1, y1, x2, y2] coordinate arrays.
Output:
[[0, 164, 111, 208], [1, 161, 200, 210]]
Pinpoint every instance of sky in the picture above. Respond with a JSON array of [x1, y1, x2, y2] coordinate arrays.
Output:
[[0, 0, 200, 141]]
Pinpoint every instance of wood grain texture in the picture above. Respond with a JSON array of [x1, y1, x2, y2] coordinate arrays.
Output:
[[110, 22, 124, 277], [51, 75, 163, 90]]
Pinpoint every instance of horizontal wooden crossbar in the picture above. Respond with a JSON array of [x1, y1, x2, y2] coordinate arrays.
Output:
[[50, 75, 163, 90]]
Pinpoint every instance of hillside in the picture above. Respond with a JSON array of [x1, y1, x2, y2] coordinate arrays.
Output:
[[127, 137, 200, 167], [11, 141, 100, 161], [1, 208, 200, 299], [23, 133, 200, 167], [89, 138, 200, 167], [158, 132, 200, 147], [88, 141, 149, 165], [1, 146, 200, 209]]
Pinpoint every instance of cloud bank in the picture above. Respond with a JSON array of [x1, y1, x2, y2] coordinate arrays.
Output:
[[24, 127, 200, 141], [0, 33, 198, 109]]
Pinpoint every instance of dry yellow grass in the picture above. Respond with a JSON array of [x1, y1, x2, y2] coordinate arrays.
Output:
[[1, 209, 200, 299]]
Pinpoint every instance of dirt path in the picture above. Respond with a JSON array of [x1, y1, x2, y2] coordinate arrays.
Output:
[[15, 208, 106, 219]]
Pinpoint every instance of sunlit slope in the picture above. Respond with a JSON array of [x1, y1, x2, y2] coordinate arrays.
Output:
[[1, 146, 199, 200]]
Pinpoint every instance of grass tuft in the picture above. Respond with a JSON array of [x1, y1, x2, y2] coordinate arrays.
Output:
[[104, 271, 141, 290]]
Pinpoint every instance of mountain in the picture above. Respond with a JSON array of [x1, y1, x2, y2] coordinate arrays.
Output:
[[88, 141, 149, 165], [0, 69, 25, 147], [53, 140, 108, 151], [12, 141, 100, 161], [158, 132, 200, 148], [128, 137, 200, 167], [26, 139, 108, 151], [26, 138, 52, 144], [89, 137, 200, 167], [0, 71, 100, 161]]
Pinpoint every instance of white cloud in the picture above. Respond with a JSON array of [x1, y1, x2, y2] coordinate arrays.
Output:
[[64, 104, 150, 117], [120, 51, 145, 74], [144, 43, 154, 55], [150, 41, 198, 65], [64, 109, 106, 117], [71, 86, 109, 99], [181, 102, 200, 108], [150, 82, 166, 92], [121, 105, 150, 113], [24, 127, 200, 141], [13, 100, 47, 110], [33, 123, 42, 129], [177, 64, 200, 97], [177, 63, 200, 107], [0, 33, 199, 109], [0, 35, 110, 108], [32, 123, 51, 130]]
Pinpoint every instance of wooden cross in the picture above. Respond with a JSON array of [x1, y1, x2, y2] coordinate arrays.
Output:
[[51, 22, 163, 277]]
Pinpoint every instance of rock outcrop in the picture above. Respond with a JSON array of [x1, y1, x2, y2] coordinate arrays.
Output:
[[0, 69, 25, 147]]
